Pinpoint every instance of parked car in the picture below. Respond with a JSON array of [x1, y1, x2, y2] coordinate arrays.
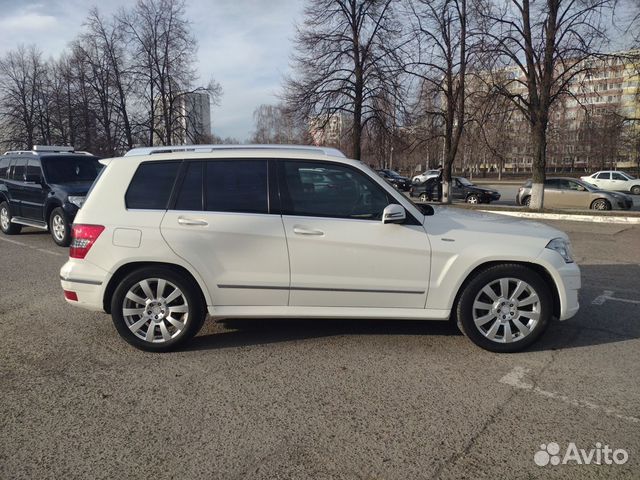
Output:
[[61, 144, 580, 353], [412, 169, 441, 184], [516, 178, 633, 210], [580, 170, 640, 195], [0, 146, 102, 246], [410, 176, 501, 204], [376, 169, 411, 191]]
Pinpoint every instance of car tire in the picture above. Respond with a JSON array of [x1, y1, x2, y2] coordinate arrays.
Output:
[[110, 266, 206, 352], [590, 199, 611, 211], [49, 207, 71, 247], [455, 264, 551, 353], [0, 201, 22, 235], [631, 185, 640, 195], [523, 196, 531, 207], [419, 193, 429, 202], [466, 194, 479, 204]]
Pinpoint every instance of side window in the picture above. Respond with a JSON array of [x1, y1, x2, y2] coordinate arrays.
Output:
[[0, 157, 10, 179], [611, 172, 626, 181], [279, 161, 390, 220], [567, 181, 583, 191], [174, 161, 203, 211], [26, 159, 42, 180], [596, 172, 610, 180], [12, 158, 27, 181], [556, 180, 571, 190], [545, 179, 560, 189], [205, 160, 268, 214], [125, 161, 180, 209]]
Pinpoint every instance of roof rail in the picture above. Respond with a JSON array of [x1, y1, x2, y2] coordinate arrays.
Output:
[[124, 144, 346, 158], [3, 150, 37, 156], [4, 145, 80, 155]]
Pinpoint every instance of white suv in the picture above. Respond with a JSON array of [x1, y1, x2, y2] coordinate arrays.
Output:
[[60, 145, 580, 353]]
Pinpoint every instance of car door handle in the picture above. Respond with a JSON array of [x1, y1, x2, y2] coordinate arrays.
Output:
[[177, 216, 208, 226], [293, 226, 324, 236]]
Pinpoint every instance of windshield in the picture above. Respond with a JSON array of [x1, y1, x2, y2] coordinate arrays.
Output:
[[386, 170, 401, 177], [42, 156, 103, 184], [457, 177, 474, 186], [621, 172, 635, 180]]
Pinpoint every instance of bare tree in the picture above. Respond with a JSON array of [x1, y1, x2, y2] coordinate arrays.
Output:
[[283, 0, 404, 160], [0, 45, 47, 149], [251, 103, 308, 144], [478, 0, 616, 209], [400, 0, 471, 203]]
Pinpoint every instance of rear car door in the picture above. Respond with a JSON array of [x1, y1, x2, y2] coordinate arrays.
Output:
[[278, 159, 430, 309], [160, 159, 290, 307], [594, 172, 611, 190], [7, 157, 27, 216]]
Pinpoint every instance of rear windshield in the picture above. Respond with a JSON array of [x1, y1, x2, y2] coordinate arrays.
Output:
[[42, 156, 102, 184]]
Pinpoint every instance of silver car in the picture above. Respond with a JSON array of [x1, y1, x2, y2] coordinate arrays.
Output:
[[516, 177, 633, 210]]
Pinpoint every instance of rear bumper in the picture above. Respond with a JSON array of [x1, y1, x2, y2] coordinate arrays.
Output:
[[60, 259, 109, 311]]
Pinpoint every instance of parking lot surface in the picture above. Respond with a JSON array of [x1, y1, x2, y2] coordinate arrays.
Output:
[[1, 221, 639, 479]]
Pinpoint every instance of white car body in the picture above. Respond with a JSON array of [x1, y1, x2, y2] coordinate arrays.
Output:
[[60, 145, 580, 351], [581, 171, 640, 194], [412, 169, 440, 184]]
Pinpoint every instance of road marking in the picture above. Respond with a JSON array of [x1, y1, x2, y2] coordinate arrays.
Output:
[[0, 237, 27, 246], [0, 235, 64, 257], [500, 366, 640, 425], [592, 290, 640, 306], [36, 248, 63, 257]]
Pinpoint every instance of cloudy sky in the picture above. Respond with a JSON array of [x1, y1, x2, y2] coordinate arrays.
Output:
[[0, 0, 304, 141]]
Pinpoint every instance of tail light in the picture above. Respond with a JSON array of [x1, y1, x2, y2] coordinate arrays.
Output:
[[63, 290, 78, 301], [70, 224, 105, 259]]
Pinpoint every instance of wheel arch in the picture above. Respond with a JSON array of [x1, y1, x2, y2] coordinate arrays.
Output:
[[589, 197, 611, 209], [451, 261, 561, 321], [102, 261, 209, 314], [44, 199, 63, 224]]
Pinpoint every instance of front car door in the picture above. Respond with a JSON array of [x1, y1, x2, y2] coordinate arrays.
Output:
[[543, 179, 563, 207], [610, 172, 629, 192], [561, 180, 590, 208], [277, 159, 431, 309], [160, 159, 290, 307], [21, 158, 47, 221]]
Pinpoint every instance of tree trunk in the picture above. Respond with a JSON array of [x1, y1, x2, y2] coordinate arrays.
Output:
[[530, 120, 547, 210]]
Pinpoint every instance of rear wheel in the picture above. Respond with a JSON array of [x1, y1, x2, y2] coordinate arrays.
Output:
[[590, 199, 611, 211], [456, 264, 551, 353], [0, 201, 22, 235], [419, 192, 429, 202], [523, 196, 531, 207], [49, 207, 71, 246], [631, 185, 640, 195], [111, 267, 206, 352]]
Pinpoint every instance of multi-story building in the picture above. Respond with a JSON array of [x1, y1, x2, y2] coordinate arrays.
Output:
[[153, 91, 212, 146]]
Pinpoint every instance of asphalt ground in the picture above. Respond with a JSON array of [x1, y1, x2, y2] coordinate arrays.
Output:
[[1, 221, 639, 479]]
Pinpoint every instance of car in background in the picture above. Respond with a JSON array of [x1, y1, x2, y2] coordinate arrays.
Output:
[[516, 178, 633, 210], [0, 145, 102, 246], [410, 176, 500, 204], [412, 169, 441, 184], [376, 169, 411, 191], [580, 170, 640, 195]]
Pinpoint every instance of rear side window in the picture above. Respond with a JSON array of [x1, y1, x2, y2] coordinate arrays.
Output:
[[204, 160, 268, 214], [126, 161, 180, 209], [0, 157, 10, 178], [26, 159, 42, 179], [174, 161, 203, 211], [596, 172, 610, 179], [12, 158, 26, 180]]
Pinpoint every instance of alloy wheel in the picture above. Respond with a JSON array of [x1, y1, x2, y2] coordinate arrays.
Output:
[[52, 214, 66, 241], [0, 206, 9, 231], [471, 277, 541, 344], [122, 278, 190, 343], [467, 195, 479, 204]]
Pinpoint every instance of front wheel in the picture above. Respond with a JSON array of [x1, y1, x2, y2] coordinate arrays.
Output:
[[419, 193, 429, 202], [0, 201, 22, 235], [466, 194, 479, 204], [111, 267, 206, 352], [590, 199, 611, 211], [456, 264, 551, 353], [50, 207, 71, 246]]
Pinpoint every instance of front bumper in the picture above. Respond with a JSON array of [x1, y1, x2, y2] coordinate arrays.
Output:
[[536, 249, 581, 321]]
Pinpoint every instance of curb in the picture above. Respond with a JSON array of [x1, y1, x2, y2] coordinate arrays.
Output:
[[478, 209, 640, 224]]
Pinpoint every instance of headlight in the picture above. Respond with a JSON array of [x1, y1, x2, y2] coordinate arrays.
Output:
[[546, 237, 574, 263], [68, 196, 86, 208]]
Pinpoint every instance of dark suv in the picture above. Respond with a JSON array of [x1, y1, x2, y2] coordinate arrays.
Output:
[[0, 146, 102, 246]]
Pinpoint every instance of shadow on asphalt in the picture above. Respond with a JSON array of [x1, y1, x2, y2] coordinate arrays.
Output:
[[185, 264, 640, 353]]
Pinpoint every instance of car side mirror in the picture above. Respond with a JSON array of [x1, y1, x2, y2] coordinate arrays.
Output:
[[382, 204, 406, 224]]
